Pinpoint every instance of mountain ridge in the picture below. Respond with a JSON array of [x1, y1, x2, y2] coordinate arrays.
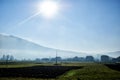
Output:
[[0, 33, 119, 59], [0, 33, 86, 59]]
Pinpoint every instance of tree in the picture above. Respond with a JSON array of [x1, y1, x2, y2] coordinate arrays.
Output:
[[10, 55, 14, 61], [86, 56, 94, 62], [101, 55, 109, 62]]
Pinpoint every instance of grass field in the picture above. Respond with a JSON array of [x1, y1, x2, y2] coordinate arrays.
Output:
[[0, 62, 120, 80]]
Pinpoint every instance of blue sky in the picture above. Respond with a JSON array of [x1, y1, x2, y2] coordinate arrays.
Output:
[[0, 0, 120, 53]]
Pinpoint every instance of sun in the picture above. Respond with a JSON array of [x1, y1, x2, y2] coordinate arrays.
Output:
[[38, 0, 59, 18]]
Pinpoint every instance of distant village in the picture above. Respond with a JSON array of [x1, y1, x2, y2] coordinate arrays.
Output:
[[0, 54, 120, 64]]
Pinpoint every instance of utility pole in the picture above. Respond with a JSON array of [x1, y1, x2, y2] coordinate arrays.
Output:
[[55, 50, 57, 65]]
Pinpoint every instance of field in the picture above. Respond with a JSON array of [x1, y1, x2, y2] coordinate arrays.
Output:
[[0, 62, 120, 80]]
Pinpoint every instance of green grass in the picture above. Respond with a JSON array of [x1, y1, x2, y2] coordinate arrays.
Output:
[[0, 62, 55, 68], [59, 63, 120, 80], [0, 62, 120, 80]]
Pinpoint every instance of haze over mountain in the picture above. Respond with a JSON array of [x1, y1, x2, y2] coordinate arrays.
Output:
[[0, 34, 87, 59], [0, 34, 120, 59], [106, 51, 120, 58]]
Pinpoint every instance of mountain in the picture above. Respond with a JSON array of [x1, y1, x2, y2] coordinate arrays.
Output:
[[0, 34, 52, 51], [106, 51, 120, 58], [0, 34, 86, 59], [1, 34, 119, 59]]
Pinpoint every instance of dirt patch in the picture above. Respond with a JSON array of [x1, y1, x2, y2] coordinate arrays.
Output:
[[0, 66, 82, 78]]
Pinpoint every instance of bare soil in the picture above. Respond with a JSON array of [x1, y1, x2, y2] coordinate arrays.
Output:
[[0, 66, 82, 78], [105, 63, 120, 71]]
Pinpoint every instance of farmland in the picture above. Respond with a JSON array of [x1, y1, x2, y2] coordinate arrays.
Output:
[[0, 62, 120, 80]]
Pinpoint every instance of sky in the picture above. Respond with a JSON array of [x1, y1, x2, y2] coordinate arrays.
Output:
[[0, 0, 120, 53]]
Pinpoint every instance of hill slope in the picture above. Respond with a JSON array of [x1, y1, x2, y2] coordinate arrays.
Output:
[[0, 34, 86, 59]]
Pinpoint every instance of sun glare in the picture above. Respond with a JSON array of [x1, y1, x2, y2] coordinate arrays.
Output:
[[38, 0, 59, 18]]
